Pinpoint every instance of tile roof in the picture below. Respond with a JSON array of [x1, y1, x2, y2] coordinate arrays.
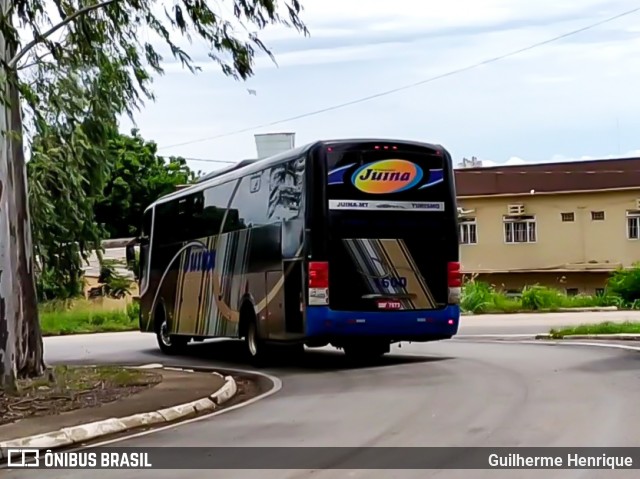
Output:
[[454, 157, 640, 197]]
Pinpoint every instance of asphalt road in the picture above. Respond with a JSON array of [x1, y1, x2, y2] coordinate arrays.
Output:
[[41, 311, 640, 366], [458, 310, 640, 336], [6, 312, 640, 479]]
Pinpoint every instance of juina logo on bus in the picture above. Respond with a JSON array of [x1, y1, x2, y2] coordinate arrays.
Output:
[[351, 159, 423, 194]]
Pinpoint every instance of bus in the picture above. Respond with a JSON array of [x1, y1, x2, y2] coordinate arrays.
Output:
[[126, 138, 461, 364]]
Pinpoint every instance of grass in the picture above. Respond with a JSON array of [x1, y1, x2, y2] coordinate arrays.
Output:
[[460, 280, 628, 314], [34, 278, 637, 335], [549, 321, 640, 338], [16, 364, 159, 395], [39, 298, 139, 336], [1, 365, 162, 425]]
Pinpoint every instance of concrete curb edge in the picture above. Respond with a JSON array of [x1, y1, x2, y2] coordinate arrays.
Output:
[[535, 333, 640, 340], [460, 306, 620, 316], [0, 365, 237, 458]]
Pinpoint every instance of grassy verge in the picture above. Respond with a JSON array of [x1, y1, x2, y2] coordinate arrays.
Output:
[[549, 321, 640, 338], [460, 281, 631, 314], [1, 365, 162, 425], [39, 298, 139, 336], [18, 365, 159, 394], [34, 278, 639, 335]]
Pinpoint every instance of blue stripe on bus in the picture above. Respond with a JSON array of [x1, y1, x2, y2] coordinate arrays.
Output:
[[305, 305, 460, 337], [418, 169, 444, 189], [327, 163, 356, 185]]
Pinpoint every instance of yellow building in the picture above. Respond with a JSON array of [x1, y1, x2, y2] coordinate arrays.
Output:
[[455, 157, 640, 295]]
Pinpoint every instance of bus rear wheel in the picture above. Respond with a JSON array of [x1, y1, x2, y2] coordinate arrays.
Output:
[[155, 312, 188, 355]]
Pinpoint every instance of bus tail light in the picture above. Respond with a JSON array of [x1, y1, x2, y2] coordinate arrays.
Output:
[[447, 261, 461, 304], [447, 262, 461, 287], [308, 261, 329, 305]]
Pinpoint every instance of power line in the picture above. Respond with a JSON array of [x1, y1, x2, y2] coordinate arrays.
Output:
[[157, 6, 640, 152], [182, 157, 238, 164]]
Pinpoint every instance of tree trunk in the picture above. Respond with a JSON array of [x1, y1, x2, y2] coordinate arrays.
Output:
[[9, 61, 45, 381], [0, 0, 18, 390], [0, 0, 46, 391]]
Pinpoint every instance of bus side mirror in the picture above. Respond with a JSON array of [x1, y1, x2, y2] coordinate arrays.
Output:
[[125, 243, 136, 267]]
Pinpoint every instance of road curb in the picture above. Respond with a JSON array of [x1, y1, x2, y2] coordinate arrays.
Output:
[[461, 306, 620, 316], [0, 365, 237, 458], [535, 333, 640, 340]]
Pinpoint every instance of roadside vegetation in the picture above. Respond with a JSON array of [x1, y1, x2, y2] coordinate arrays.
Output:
[[0, 365, 161, 426], [549, 321, 640, 338], [460, 266, 640, 314], [38, 264, 640, 336], [40, 299, 139, 336], [1, 0, 310, 392]]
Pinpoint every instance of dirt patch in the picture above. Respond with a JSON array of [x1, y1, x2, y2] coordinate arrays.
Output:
[[0, 365, 161, 426]]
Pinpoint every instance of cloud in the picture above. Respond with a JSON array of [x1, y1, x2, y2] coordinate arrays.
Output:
[[106, 0, 640, 171]]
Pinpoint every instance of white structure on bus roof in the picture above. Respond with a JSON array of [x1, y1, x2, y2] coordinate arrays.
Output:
[[254, 132, 296, 159]]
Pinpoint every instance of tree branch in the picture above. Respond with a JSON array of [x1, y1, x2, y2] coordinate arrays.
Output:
[[18, 41, 69, 71], [8, 0, 121, 69]]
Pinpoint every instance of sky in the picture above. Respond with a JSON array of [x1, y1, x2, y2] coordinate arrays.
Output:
[[115, 0, 640, 173]]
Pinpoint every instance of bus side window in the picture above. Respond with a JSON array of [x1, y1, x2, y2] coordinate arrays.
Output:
[[267, 157, 304, 222], [139, 208, 153, 288], [156, 201, 179, 245], [231, 172, 269, 228], [202, 181, 237, 236]]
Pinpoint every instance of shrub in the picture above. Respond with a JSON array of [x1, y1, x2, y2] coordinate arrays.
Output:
[[460, 280, 494, 313], [126, 301, 140, 323], [606, 264, 640, 304], [461, 279, 522, 313], [460, 280, 620, 313], [99, 259, 132, 299], [520, 285, 564, 310]]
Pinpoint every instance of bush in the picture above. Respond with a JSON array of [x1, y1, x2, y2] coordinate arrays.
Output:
[[99, 259, 132, 299], [460, 280, 622, 314], [606, 264, 640, 304], [460, 280, 494, 313], [461, 279, 522, 313], [126, 301, 140, 323], [520, 285, 564, 310]]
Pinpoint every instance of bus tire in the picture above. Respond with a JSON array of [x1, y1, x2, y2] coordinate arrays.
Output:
[[155, 307, 188, 355], [242, 308, 270, 366]]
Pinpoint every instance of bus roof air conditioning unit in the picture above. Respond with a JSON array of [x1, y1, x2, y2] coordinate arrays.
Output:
[[254, 133, 295, 159]]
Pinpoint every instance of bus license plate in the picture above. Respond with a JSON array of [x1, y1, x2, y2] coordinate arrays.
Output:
[[377, 300, 402, 310]]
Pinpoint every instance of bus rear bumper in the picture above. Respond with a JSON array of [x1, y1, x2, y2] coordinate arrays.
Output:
[[304, 305, 460, 342]]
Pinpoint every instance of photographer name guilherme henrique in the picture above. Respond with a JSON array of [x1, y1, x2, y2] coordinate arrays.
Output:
[[488, 453, 633, 469]]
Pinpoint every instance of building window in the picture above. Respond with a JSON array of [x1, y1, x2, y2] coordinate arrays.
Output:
[[503, 216, 536, 243], [591, 211, 605, 221], [459, 218, 477, 245], [561, 212, 574, 222], [627, 212, 640, 239], [566, 288, 579, 296]]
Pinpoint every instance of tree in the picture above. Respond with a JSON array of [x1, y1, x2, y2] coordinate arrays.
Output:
[[27, 102, 120, 302], [96, 129, 200, 239], [0, 0, 308, 390]]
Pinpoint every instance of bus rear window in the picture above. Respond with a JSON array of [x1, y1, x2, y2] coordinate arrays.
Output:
[[326, 147, 446, 202]]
